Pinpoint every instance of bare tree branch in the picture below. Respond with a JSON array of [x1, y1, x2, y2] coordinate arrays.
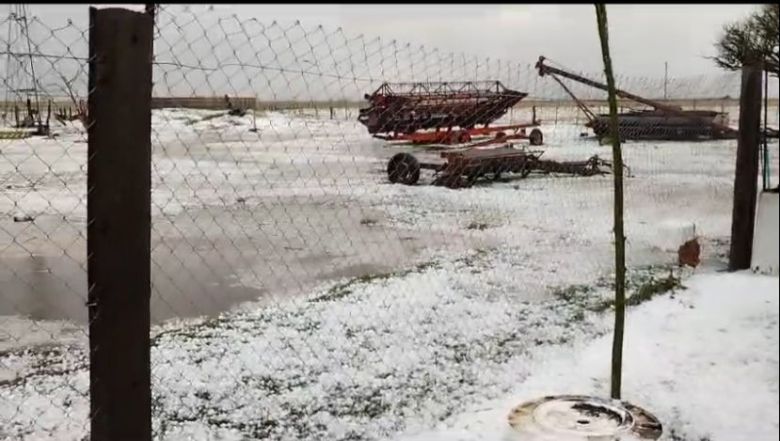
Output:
[[712, 4, 779, 76]]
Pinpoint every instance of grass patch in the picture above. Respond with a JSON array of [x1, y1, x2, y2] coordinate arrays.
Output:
[[466, 221, 490, 231], [452, 248, 492, 267], [667, 428, 711, 441], [310, 249, 493, 304], [552, 284, 596, 302], [552, 283, 613, 313], [627, 273, 684, 306], [310, 260, 442, 303], [151, 312, 274, 345], [0, 343, 87, 387], [552, 266, 685, 314]]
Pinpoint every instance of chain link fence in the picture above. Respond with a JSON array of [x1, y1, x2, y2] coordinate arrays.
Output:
[[0, 10, 90, 440], [1, 5, 779, 440]]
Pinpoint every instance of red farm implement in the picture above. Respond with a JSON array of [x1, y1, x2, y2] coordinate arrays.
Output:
[[358, 81, 543, 147], [387, 145, 614, 189]]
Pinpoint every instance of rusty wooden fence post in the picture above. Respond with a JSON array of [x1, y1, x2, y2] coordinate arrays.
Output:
[[728, 61, 762, 271], [87, 7, 154, 440]]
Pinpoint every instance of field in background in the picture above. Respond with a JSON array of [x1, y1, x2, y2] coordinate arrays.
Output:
[[1, 103, 779, 440], [4, 104, 778, 322], [3, 97, 778, 118]]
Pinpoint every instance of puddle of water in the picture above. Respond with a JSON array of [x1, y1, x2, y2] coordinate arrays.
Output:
[[1, 194, 481, 326], [0, 251, 264, 325]]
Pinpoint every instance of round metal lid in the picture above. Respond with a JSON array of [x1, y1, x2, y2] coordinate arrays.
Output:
[[507, 395, 662, 440]]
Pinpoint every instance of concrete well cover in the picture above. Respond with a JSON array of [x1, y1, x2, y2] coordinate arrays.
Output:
[[506, 395, 662, 440]]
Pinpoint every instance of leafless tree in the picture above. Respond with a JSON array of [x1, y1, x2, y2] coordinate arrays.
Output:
[[712, 4, 779, 75]]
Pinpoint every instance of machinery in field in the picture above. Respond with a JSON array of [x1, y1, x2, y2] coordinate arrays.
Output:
[[386, 146, 614, 189], [535, 56, 738, 142], [358, 81, 544, 146], [363, 79, 619, 189]]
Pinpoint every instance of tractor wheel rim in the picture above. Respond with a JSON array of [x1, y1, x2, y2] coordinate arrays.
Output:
[[507, 395, 662, 440]]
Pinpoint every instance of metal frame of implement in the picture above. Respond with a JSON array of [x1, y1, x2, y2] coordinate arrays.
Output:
[[373, 122, 544, 147], [535, 56, 739, 141], [387, 145, 614, 189], [358, 80, 544, 147]]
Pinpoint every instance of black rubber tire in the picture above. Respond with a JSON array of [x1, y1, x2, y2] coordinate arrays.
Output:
[[387, 153, 421, 185], [529, 128, 544, 146]]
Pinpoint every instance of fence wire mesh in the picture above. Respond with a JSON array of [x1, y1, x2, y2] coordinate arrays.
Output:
[[1, 4, 779, 441], [0, 9, 90, 441]]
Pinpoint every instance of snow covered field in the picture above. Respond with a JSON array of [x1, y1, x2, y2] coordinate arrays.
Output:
[[395, 272, 779, 441], [1, 107, 778, 440]]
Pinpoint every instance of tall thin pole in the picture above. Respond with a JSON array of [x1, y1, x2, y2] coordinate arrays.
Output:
[[4, 6, 14, 123], [763, 68, 769, 190], [19, 5, 39, 117], [664, 62, 668, 101], [595, 3, 626, 400]]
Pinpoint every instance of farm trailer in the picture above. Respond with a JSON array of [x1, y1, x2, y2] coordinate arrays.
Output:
[[386, 145, 614, 189]]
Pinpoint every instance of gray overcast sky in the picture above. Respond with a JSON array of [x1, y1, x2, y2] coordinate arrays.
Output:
[[9, 3, 775, 100], [25, 3, 758, 77]]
